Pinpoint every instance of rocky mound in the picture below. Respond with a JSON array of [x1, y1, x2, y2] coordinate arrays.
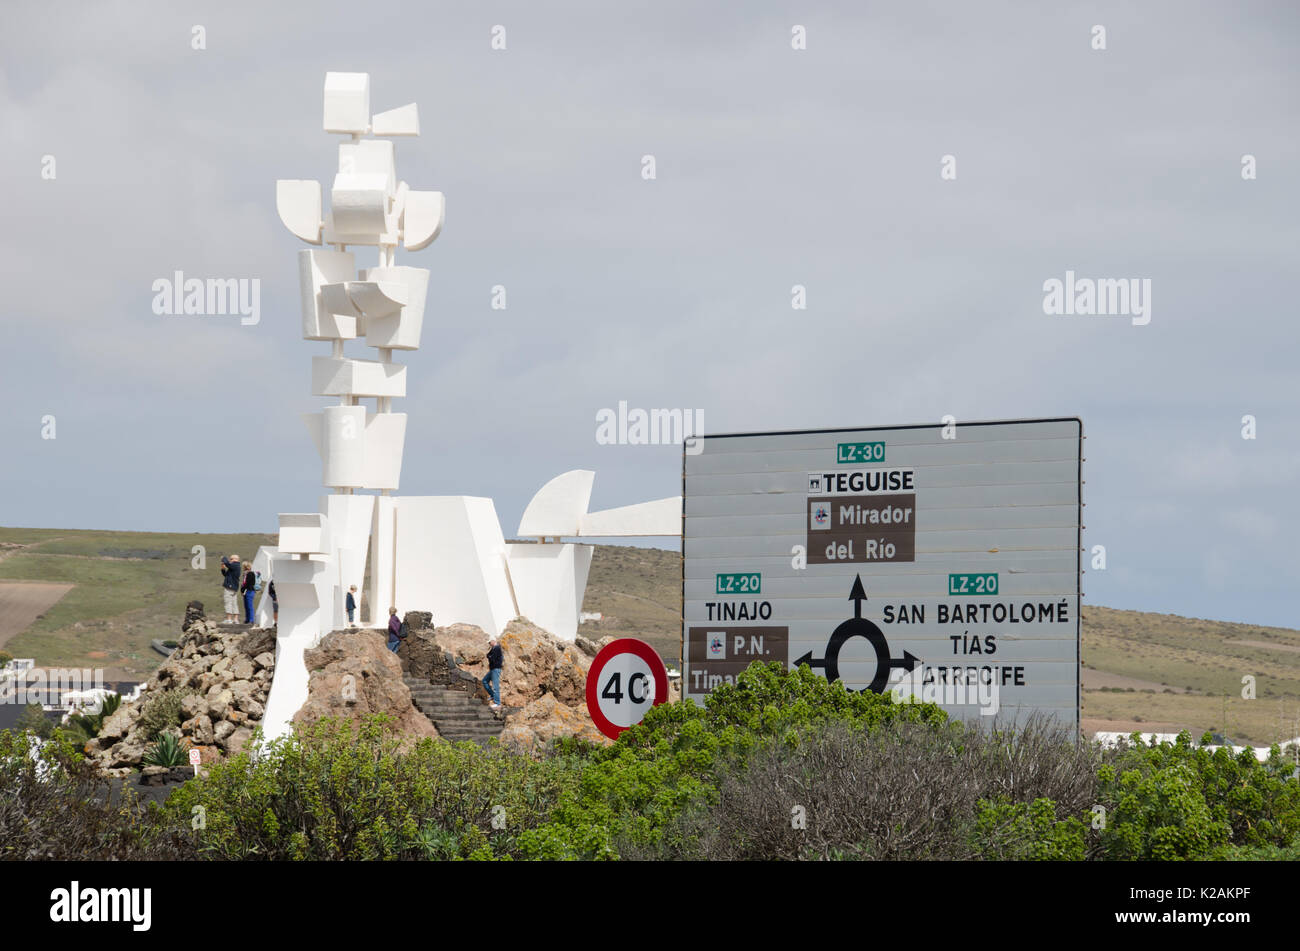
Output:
[[88, 601, 275, 776], [401, 615, 612, 750], [293, 628, 437, 739]]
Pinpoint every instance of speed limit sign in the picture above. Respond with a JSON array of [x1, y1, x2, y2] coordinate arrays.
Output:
[[585, 638, 669, 739]]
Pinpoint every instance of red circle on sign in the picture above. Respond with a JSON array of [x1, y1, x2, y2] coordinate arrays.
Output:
[[585, 637, 669, 739]]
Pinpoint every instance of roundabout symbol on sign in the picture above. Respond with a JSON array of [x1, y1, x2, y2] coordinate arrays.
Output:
[[794, 574, 920, 693]]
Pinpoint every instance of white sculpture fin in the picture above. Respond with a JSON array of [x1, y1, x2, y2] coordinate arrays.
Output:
[[579, 497, 681, 536], [518, 470, 595, 537], [372, 102, 420, 136], [276, 180, 323, 245], [402, 189, 445, 250]]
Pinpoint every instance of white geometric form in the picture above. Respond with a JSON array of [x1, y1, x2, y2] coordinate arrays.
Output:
[[505, 543, 594, 641], [402, 190, 445, 251], [344, 279, 407, 318], [579, 496, 682, 536], [278, 513, 331, 556], [311, 356, 406, 398], [321, 494, 376, 630], [262, 72, 682, 747], [323, 71, 370, 134], [320, 404, 368, 488], [331, 139, 396, 235], [368, 495, 397, 626], [361, 266, 429, 349], [394, 497, 519, 636], [260, 554, 333, 745], [372, 102, 419, 136], [362, 412, 407, 490], [252, 545, 278, 627], [275, 180, 323, 245], [517, 470, 595, 537], [298, 249, 359, 340]]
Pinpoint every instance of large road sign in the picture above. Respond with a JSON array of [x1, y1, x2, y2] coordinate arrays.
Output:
[[682, 418, 1083, 731], [586, 638, 670, 739]]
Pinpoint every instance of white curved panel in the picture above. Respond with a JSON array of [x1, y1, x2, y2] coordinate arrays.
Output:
[[517, 470, 594, 537], [276, 180, 322, 245], [402, 190, 444, 251]]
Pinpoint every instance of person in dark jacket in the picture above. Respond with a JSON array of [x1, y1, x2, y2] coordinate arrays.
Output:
[[386, 607, 402, 653], [240, 561, 256, 624], [346, 586, 358, 626], [482, 638, 503, 710], [220, 554, 242, 624]]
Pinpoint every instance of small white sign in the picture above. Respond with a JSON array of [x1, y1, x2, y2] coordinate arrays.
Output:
[[188, 748, 201, 766]]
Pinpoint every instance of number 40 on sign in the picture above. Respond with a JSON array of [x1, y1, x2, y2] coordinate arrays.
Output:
[[585, 638, 670, 739]]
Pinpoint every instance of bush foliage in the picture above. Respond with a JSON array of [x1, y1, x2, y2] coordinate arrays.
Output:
[[2, 661, 1297, 861]]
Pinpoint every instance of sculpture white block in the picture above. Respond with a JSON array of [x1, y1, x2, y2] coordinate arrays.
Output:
[[299, 249, 359, 340], [362, 412, 407, 490], [323, 71, 370, 134], [505, 543, 594, 641], [331, 148, 395, 236], [361, 266, 428, 349], [278, 513, 331, 556], [311, 356, 406, 398], [394, 497, 518, 636], [320, 404, 368, 488]]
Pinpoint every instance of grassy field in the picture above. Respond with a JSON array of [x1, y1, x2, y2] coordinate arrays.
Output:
[[0, 527, 274, 679], [2, 527, 1297, 744]]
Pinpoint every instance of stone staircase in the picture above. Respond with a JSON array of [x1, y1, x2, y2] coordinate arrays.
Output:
[[403, 675, 505, 745]]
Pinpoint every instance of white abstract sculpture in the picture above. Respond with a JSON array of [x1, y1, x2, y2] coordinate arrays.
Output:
[[259, 73, 680, 747]]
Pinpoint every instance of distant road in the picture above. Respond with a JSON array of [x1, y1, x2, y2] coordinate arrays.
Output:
[[0, 581, 74, 650]]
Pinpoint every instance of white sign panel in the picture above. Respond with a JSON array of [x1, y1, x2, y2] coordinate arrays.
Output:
[[682, 418, 1082, 731]]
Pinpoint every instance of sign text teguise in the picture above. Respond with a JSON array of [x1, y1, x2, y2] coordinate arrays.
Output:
[[682, 419, 1083, 730]]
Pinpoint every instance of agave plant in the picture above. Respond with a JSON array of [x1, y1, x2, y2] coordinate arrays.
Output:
[[142, 730, 189, 768]]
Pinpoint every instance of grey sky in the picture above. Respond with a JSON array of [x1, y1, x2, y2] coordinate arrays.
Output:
[[1, 1, 1297, 627]]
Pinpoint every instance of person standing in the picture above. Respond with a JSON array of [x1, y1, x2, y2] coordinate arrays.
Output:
[[482, 637, 503, 711], [386, 607, 403, 653], [220, 554, 242, 624], [346, 586, 358, 627], [240, 560, 256, 624]]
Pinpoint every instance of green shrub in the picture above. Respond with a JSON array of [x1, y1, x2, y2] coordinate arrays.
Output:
[[973, 798, 1087, 860], [1091, 731, 1300, 860], [516, 661, 950, 860], [0, 728, 197, 860], [164, 715, 579, 860], [12, 703, 53, 739], [0, 650, 12, 669], [137, 688, 195, 741]]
